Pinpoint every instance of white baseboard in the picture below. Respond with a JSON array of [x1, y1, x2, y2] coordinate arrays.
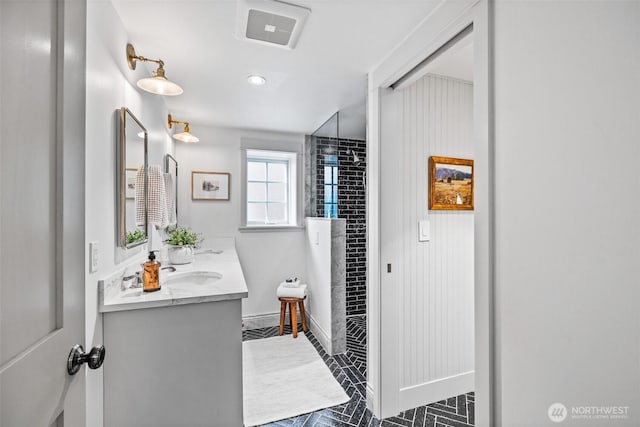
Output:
[[242, 312, 280, 330], [399, 371, 474, 412], [242, 309, 306, 331], [308, 313, 332, 355], [366, 383, 375, 412]]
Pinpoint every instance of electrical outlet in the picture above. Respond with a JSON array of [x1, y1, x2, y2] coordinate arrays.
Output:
[[90, 241, 99, 273]]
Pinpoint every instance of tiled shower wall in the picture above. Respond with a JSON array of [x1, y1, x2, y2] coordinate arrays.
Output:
[[306, 137, 367, 316]]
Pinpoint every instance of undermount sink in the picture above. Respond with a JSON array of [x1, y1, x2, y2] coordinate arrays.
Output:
[[164, 271, 223, 288]]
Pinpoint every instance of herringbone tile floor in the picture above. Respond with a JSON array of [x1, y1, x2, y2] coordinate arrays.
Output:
[[242, 316, 474, 427]]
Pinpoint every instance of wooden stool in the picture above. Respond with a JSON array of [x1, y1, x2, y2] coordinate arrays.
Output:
[[278, 297, 309, 338]]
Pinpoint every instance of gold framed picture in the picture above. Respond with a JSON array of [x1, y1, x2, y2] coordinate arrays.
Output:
[[428, 156, 474, 210]]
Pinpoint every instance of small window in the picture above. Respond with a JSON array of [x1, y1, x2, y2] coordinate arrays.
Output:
[[324, 155, 338, 218], [245, 149, 298, 226]]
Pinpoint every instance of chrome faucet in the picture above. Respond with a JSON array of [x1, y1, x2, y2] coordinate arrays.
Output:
[[121, 271, 142, 290]]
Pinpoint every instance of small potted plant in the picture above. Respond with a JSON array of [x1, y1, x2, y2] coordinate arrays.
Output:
[[164, 226, 203, 265], [126, 229, 146, 245]]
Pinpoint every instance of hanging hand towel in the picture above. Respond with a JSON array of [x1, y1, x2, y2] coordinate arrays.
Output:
[[147, 165, 169, 228], [136, 166, 170, 228], [135, 167, 146, 226], [164, 173, 177, 227]]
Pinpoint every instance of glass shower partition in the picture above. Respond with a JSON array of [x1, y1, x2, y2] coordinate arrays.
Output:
[[307, 111, 340, 218]]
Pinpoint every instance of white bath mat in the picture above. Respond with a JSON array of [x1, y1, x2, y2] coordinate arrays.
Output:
[[243, 333, 349, 426]]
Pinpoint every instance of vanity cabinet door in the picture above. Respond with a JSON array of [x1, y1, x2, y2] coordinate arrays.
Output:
[[104, 301, 244, 427]]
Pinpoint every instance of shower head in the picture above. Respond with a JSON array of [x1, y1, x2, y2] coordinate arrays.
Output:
[[348, 150, 361, 166]]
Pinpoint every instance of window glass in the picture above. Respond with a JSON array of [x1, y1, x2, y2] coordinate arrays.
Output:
[[268, 162, 287, 183], [247, 182, 267, 202], [245, 150, 296, 226], [267, 182, 286, 203], [247, 203, 266, 223], [324, 155, 338, 218], [324, 166, 334, 184], [326, 203, 338, 219], [267, 203, 287, 223], [247, 161, 266, 181]]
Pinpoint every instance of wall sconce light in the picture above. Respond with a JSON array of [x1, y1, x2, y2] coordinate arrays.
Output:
[[126, 43, 183, 96], [168, 114, 199, 143]]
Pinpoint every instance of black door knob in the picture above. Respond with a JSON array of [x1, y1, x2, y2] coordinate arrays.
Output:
[[67, 344, 106, 375]]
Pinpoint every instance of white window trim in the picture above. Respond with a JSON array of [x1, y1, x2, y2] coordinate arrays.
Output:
[[240, 139, 304, 231]]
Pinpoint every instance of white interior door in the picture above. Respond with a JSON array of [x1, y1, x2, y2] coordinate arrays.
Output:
[[377, 86, 403, 418], [0, 0, 87, 425], [376, 20, 479, 419]]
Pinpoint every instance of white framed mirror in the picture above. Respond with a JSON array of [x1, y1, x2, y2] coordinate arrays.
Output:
[[117, 107, 148, 248]]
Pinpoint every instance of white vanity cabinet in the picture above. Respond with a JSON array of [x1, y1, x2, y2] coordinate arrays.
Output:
[[99, 239, 248, 427], [103, 300, 243, 427]]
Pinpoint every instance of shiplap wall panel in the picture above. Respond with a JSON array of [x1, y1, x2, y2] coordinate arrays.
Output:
[[399, 74, 474, 390]]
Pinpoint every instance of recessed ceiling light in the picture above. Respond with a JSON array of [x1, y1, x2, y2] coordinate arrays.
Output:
[[247, 75, 266, 86]]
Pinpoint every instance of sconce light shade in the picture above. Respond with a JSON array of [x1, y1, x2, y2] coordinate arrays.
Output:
[[168, 114, 199, 143], [137, 76, 184, 96], [127, 43, 183, 96], [172, 131, 200, 143]]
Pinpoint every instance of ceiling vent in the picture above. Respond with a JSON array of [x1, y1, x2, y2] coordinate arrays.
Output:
[[235, 0, 311, 50]]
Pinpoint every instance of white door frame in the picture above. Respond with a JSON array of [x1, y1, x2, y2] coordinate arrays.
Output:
[[366, 0, 494, 424]]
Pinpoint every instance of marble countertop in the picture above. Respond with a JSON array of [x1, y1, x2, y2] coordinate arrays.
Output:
[[99, 238, 248, 313]]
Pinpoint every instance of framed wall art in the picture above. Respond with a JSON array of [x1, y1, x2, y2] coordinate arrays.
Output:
[[125, 168, 138, 199], [192, 171, 230, 201], [429, 156, 474, 210]]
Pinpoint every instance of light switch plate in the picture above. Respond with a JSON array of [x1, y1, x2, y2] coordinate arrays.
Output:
[[418, 220, 430, 242], [90, 241, 99, 273]]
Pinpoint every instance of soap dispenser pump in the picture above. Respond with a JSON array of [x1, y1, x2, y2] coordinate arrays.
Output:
[[143, 251, 161, 293]]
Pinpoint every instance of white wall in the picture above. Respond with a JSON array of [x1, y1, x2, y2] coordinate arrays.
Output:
[[383, 74, 475, 411], [85, 1, 171, 425], [305, 217, 347, 355], [306, 218, 333, 337], [493, 1, 640, 425], [174, 126, 307, 319], [371, 1, 640, 424]]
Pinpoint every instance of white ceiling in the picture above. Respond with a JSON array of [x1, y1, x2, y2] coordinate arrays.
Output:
[[111, 0, 440, 135]]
